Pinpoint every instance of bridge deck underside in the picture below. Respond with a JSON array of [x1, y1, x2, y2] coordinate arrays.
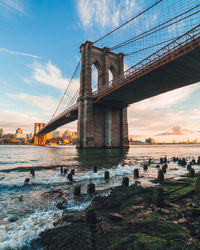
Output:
[[98, 46, 200, 107], [38, 110, 78, 135]]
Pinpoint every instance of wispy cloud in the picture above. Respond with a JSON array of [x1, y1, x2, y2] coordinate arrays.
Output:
[[0, 109, 41, 133], [128, 83, 200, 141], [31, 61, 79, 94], [0, 48, 41, 59], [155, 126, 193, 136], [77, 0, 138, 28], [7, 93, 58, 112], [0, 0, 25, 14]]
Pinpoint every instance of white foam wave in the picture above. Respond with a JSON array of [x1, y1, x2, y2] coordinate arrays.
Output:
[[0, 208, 62, 249]]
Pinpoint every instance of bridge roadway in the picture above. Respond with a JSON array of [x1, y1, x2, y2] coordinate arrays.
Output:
[[38, 103, 78, 135], [38, 32, 200, 136]]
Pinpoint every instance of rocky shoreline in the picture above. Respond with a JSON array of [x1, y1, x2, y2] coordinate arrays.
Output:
[[30, 174, 200, 250]]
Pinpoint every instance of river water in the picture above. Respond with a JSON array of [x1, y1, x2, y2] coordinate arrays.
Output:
[[0, 144, 200, 249]]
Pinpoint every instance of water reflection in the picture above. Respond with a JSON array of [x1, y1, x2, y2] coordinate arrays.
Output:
[[76, 148, 129, 169]]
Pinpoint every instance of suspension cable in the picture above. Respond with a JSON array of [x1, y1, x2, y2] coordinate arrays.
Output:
[[51, 60, 80, 120], [93, 0, 162, 44], [111, 4, 200, 50]]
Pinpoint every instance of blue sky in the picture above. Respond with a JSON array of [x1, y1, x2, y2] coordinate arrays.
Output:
[[1, 0, 200, 142]]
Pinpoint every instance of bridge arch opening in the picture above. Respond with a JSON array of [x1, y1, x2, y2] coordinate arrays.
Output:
[[108, 66, 116, 87], [91, 63, 99, 92]]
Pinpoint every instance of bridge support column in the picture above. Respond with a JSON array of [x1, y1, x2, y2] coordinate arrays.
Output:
[[77, 97, 94, 148], [34, 123, 46, 145], [77, 41, 129, 148], [77, 103, 129, 148]]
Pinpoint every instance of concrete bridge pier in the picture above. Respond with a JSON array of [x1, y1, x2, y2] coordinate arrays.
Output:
[[77, 101, 128, 148], [34, 123, 46, 145], [77, 41, 129, 149], [77, 100, 129, 148]]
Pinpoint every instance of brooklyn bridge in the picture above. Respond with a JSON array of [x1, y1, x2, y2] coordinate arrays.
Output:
[[34, 0, 200, 148]]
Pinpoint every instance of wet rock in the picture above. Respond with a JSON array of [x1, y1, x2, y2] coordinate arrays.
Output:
[[74, 186, 81, 196], [134, 169, 139, 179], [71, 169, 75, 175], [163, 163, 168, 169], [157, 170, 164, 183], [187, 164, 191, 171], [143, 164, 148, 171], [64, 168, 68, 175], [152, 187, 164, 208], [12, 195, 23, 202], [195, 175, 200, 194], [125, 205, 144, 214], [182, 198, 192, 204], [178, 158, 186, 166], [93, 166, 97, 173], [160, 208, 170, 214], [24, 178, 30, 184], [162, 165, 167, 173], [148, 158, 152, 164], [178, 218, 187, 224], [30, 168, 35, 177], [135, 180, 141, 186], [173, 157, 177, 162], [104, 171, 110, 180], [87, 183, 95, 194], [108, 213, 123, 222], [9, 216, 19, 223], [122, 177, 129, 187], [42, 190, 64, 200], [189, 168, 195, 177], [56, 202, 66, 210], [67, 173, 73, 182]]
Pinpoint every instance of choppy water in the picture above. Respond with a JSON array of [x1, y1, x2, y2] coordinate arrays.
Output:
[[1, 144, 200, 249]]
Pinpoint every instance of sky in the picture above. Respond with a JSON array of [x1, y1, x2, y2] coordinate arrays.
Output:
[[0, 0, 200, 142]]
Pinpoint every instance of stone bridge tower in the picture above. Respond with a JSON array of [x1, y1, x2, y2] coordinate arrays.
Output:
[[34, 122, 46, 145], [77, 41, 129, 148]]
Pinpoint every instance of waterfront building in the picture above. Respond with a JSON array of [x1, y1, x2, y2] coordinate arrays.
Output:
[[0, 128, 4, 138], [46, 132, 53, 140], [145, 138, 155, 144]]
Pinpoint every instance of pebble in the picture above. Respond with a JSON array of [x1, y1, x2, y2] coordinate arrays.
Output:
[[108, 213, 123, 222]]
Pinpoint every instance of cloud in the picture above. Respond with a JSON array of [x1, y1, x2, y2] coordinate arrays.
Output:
[[77, 0, 138, 28], [0, 0, 25, 14], [128, 82, 200, 141], [32, 61, 79, 93], [130, 84, 200, 111], [0, 48, 41, 59], [7, 93, 58, 112], [155, 126, 193, 136], [0, 109, 42, 134]]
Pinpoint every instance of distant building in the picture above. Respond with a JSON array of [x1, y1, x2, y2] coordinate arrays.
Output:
[[16, 128, 23, 134], [15, 128, 26, 141], [4, 133, 15, 139], [63, 130, 71, 138], [46, 132, 53, 140], [0, 128, 4, 138], [145, 138, 155, 144], [71, 131, 77, 144], [54, 130, 62, 138]]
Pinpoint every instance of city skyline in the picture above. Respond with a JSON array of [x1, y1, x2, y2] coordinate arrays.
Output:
[[1, 0, 200, 143]]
